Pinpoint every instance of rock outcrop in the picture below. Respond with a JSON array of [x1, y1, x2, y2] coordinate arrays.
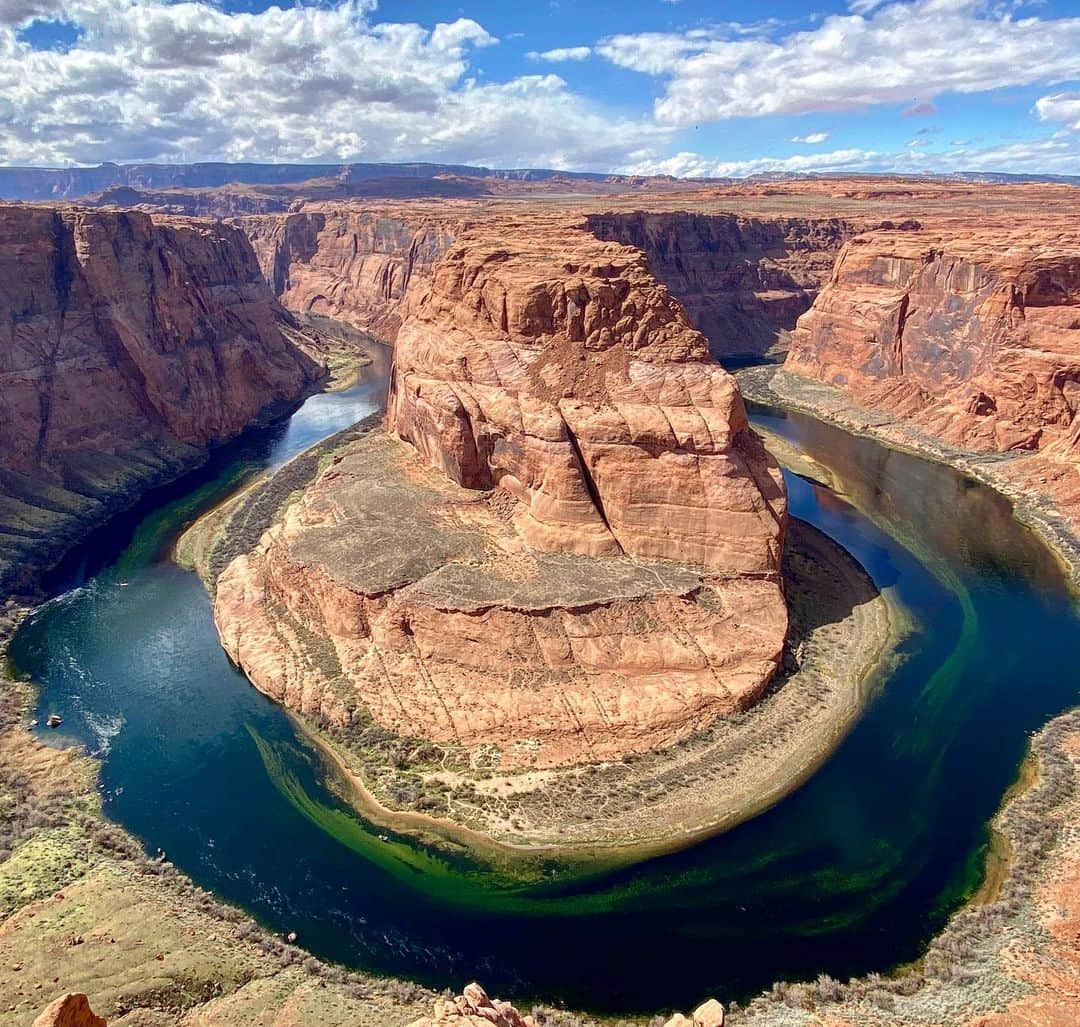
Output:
[[387, 220, 787, 574], [32, 993, 106, 1027], [587, 212, 853, 358], [0, 204, 321, 592], [214, 215, 788, 776], [786, 219, 1080, 524], [238, 208, 457, 341], [407, 982, 534, 1027]]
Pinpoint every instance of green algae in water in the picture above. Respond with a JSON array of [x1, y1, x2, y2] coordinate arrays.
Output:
[[10, 380, 1080, 1013]]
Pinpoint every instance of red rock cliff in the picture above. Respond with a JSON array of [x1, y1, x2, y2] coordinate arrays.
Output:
[[237, 207, 457, 341], [586, 211, 853, 359], [787, 221, 1080, 453], [785, 218, 1080, 530], [387, 218, 787, 576], [0, 204, 320, 592]]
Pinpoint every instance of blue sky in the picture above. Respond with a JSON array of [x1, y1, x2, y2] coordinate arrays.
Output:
[[2, 0, 1079, 175]]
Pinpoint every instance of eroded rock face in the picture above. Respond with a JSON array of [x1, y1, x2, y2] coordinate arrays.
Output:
[[587, 212, 853, 358], [32, 993, 106, 1027], [787, 222, 1080, 453], [387, 221, 787, 576], [238, 208, 457, 341], [785, 219, 1080, 529], [215, 215, 788, 772], [215, 431, 786, 768], [0, 204, 320, 592]]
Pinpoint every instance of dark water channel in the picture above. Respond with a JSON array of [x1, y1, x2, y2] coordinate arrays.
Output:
[[8, 359, 1079, 1013]]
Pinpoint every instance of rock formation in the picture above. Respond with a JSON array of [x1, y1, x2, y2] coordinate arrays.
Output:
[[406, 982, 534, 1027], [0, 204, 321, 592], [586, 212, 852, 358], [787, 220, 1080, 456], [32, 993, 106, 1027], [664, 998, 726, 1027], [238, 208, 457, 341], [786, 218, 1080, 533], [214, 215, 788, 773]]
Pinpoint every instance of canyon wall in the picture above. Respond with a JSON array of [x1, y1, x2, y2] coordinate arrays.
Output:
[[0, 204, 321, 593], [238, 208, 457, 341], [214, 214, 790, 776], [586, 212, 853, 359], [785, 220, 1080, 523]]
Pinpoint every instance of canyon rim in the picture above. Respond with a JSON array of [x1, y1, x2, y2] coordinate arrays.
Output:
[[0, 0, 1078, 1020]]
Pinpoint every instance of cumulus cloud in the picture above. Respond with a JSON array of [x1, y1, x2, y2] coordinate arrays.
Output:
[[527, 45, 591, 62], [903, 101, 938, 118], [0, 0, 664, 167], [1035, 92, 1080, 131], [596, 0, 1080, 125], [791, 132, 829, 143], [620, 133, 1080, 178], [0, 0, 67, 25]]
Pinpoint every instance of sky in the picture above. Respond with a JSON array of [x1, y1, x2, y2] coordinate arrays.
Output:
[[1, 0, 1079, 177]]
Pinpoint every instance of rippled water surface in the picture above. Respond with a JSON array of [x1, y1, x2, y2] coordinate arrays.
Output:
[[9, 365, 1080, 1013]]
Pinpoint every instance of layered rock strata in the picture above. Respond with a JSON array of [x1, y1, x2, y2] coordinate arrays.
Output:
[[586, 212, 853, 358], [0, 204, 320, 592], [786, 218, 1080, 526], [237, 208, 458, 340], [215, 218, 788, 772], [215, 430, 786, 769]]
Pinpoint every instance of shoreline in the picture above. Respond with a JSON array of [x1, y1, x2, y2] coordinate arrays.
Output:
[[738, 364, 1080, 593], [181, 409, 904, 858]]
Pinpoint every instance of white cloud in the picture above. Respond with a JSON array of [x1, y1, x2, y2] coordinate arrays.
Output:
[[621, 147, 882, 178], [620, 133, 1080, 178], [1035, 92, 1080, 131], [596, 0, 1080, 125], [527, 45, 591, 62], [0, 0, 67, 25], [0, 0, 664, 168], [791, 132, 829, 143]]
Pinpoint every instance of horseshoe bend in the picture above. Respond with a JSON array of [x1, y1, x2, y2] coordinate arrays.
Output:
[[0, 171, 1077, 1027]]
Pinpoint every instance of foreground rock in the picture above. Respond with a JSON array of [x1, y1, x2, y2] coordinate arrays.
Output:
[[0, 204, 321, 593], [31, 994, 105, 1027], [407, 983, 534, 1027]]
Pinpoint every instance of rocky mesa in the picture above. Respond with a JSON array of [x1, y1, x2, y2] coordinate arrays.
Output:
[[0, 204, 322, 593], [212, 214, 789, 789]]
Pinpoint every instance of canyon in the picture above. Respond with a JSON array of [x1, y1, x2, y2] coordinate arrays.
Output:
[[783, 209, 1080, 536], [0, 204, 323, 594], [0, 173, 1076, 1027], [207, 209, 817, 845]]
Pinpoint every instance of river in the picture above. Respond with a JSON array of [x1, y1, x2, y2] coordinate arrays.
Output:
[[7, 353, 1079, 1013]]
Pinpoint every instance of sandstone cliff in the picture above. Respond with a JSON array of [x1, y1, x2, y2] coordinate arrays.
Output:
[[786, 219, 1080, 525], [0, 204, 321, 593], [213, 215, 789, 779], [586, 212, 853, 359], [238, 208, 457, 341]]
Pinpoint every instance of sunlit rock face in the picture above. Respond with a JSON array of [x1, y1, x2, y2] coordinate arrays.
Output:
[[786, 218, 1080, 526], [216, 209, 790, 771], [0, 204, 320, 592]]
